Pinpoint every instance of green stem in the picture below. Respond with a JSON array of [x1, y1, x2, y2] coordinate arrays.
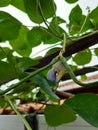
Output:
[[31, 42, 61, 58], [61, 56, 98, 87], [62, 33, 66, 53], [52, 0, 60, 33], [59, 33, 66, 57], [72, 29, 98, 42], [79, 7, 90, 35], [5, 96, 32, 130], [37, 0, 62, 39], [47, 125, 49, 130], [0, 57, 58, 96], [54, 127, 56, 130]]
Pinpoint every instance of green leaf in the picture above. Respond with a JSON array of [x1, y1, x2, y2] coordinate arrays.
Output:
[[16, 57, 39, 71], [0, 61, 17, 85], [94, 48, 98, 56], [11, 0, 25, 12], [73, 49, 92, 65], [55, 16, 66, 24], [69, 5, 82, 25], [70, 65, 78, 71], [65, 0, 78, 4], [81, 74, 87, 81], [27, 26, 59, 47], [0, 97, 7, 108], [68, 5, 82, 34], [36, 91, 48, 101], [89, 6, 98, 28], [0, 11, 21, 41], [43, 28, 60, 44], [24, 0, 56, 23], [80, 15, 94, 33], [49, 16, 66, 36], [33, 74, 59, 102], [44, 104, 76, 126], [68, 5, 94, 34], [65, 93, 98, 127], [27, 27, 44, 47], [45, 47, 60, 56], [10, 26, 32, 57], [0, 49, 5, 60], [11, 82, 34, 95], [0, 47, 13, 60], [0, 0, 11, 7]]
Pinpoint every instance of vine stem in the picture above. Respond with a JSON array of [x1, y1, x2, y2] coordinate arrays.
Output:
[[60, 56, 98, 87], [79, 7, 90, 35], [58, 33, 66, 58], [54, 127, 56, 130], [59, 32, 98, 88], [0, 57, 58, 96], [37, 0, 62, 39], [62, 33, 66, 53], [5, 96, 32, 130]]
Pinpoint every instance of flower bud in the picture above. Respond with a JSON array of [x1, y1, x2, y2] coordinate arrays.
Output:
[[47, 69, 57, 82]]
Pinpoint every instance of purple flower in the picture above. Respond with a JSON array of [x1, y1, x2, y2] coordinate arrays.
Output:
[[47, 69, 57, 82]]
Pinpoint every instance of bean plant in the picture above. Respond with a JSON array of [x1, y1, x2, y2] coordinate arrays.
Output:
[[0, 0, 98, 129]]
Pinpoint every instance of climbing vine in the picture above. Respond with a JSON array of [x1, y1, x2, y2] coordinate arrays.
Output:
[[0, 0, 98, 129]]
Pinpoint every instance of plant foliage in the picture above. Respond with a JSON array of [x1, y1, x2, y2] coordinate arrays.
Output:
[[0, 0, 98, 129]]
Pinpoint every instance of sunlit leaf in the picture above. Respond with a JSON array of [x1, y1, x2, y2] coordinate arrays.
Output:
[[65, 93, 98, 127], [68, 5, 94, 34], [0, 0, 11, 7], [73, 49, 92, 65], [44, 104, 76, 126], [69, 5, 82, 26], [68, 5, 82, 34], [33, 74, 59, 101], [0, 11, 21, 42], [24, 0, 56, 23], [65, 0, 78, 4], [10, 26, 32, 57], [89, 6, 98, 28]]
